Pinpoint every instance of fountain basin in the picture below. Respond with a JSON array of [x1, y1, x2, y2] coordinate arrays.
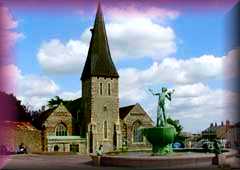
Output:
[[143, 126, 176, 155], [91, 149, 238, 168]]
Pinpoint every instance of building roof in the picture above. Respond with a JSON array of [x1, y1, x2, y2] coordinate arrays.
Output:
[[38, 106, 58, 124], [81, 2, 119, 80], [1, 121, 39, 131], [119, 104, 136, 120], [37, 98, 83, 128]]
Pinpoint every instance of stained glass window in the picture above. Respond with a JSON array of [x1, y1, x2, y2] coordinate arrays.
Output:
[[100, 83, 103, 95], [133, 121, 143, 143], [104, 120, 107, 139], [108, 83, 111, 95], [56, 123, 67, 136]]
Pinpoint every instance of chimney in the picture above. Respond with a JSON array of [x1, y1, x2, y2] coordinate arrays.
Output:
[[41, 106, 45, 111], [226, 120, 230, 126], [90, 28, 94, 34]]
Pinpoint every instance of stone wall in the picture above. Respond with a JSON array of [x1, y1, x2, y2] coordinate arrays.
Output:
[[43, 103, 73, 137], [121, 104, 154, 150], [0, 121, 42, 153], [82, 76, 121, 154]]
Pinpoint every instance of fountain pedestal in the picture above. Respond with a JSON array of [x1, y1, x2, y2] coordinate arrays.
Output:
[[143, 125, 176, 155]]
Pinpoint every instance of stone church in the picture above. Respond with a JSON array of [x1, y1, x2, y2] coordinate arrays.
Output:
[[0, 3, 153, 155]]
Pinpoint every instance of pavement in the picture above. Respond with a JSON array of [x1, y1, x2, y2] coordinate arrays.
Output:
[[1, 154, 240, 170]]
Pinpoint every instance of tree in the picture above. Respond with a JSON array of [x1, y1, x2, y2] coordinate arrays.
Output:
[[0, 91, 31, 121], [166, 118, 185, 142], [47, 96, 63, 108], [167, 118, 183, 135]]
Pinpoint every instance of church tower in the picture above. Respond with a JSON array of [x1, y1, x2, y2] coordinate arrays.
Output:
[[81, 2, 121, 153]]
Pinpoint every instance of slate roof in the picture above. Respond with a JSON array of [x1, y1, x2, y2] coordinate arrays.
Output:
[[81, 2, 119, 80], [119, 104, 135, 120]]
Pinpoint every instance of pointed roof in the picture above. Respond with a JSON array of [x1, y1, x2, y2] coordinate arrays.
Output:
[[81, 2, 119, 80], [119, 104, 135, 119]]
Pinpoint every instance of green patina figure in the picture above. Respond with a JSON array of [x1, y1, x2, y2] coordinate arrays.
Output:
[[143, 87, 176, 155], [149, 87, 175, 127]]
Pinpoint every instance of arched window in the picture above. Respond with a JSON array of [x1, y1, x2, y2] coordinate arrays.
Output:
[[103, 120, 108, 139], [133, 121, 143, 143], [122, 123, 128, 145], [107, 83, 111, 96], [56, 123, 67, 136], [100, 83, 103, 95]]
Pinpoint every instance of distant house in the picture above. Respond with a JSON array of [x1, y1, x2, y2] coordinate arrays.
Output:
[[201, 120, 240, 148], [225, 122, 240, 149]]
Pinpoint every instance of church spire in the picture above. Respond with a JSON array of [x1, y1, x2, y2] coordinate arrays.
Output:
[[81, 1, 119, 80]]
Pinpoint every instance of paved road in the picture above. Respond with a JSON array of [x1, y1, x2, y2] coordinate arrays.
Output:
[[1, 154, 239, 170]]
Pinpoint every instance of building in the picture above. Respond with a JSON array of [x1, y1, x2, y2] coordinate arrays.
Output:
[[225, 121, 240, 149], [201, 120, 240, 148], [22, 2, 153, 154]]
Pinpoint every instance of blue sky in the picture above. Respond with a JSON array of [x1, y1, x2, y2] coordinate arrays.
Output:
[[14, 10, 225, 89], [3, 3, 234, 133]]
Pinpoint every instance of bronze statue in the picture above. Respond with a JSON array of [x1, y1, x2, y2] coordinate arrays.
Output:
[[149, 87, 175, 127]]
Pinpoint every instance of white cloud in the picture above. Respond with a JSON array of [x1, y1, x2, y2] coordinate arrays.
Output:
[[18, 75, 59, 97], [0, 64, 20, 93], [60, 90, 82, 101], [1, 64, 82, 110], [37, 6, 177, 74], [1, 65, 59, 98], [0, 6, 23, 49], [107, 18, 176, 60], [0, 6, 18, 30], [118, 54, 226, 132], [105, 6, 179, 22], [119, 54, 223, 92], [37, 39, 88, 74]]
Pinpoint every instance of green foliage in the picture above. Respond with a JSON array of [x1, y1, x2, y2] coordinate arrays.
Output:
[[47, 96, 63, 108], [166, 117, 185, 143], [166, 118, 183, 135]]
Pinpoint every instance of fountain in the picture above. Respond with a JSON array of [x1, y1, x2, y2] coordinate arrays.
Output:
[[91, 87, 237, 168]]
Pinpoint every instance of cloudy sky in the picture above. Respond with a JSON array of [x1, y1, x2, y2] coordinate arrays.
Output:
[[1, 1, 238, 133]]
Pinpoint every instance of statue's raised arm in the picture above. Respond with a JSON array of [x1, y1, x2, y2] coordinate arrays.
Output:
[[148, 89, 160, 96]]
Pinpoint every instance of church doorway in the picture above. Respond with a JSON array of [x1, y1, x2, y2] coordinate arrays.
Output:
[[89, 131, 93, 153], [113, 124, 117, 150], [54, 145, 59, 152]]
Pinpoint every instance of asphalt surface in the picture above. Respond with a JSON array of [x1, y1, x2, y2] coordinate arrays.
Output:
[[1, 154, 239, 170]]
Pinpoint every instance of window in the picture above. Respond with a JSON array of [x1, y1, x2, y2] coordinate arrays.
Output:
[[100, 83, 103, 95], [104, 120, 108, 139], [122, 123, 128, 145], [133, 121, 143, 143], [107, 83, 111, 95], [56, 123, 67, 136], [70, 144, 79, 153]]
